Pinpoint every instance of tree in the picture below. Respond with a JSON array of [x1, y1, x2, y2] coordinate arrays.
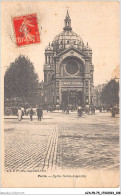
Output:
[[100, 79, 119, 107], [4, 55, 39, 101]]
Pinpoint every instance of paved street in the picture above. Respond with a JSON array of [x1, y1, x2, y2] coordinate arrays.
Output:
[[4, 111, 119, 171]]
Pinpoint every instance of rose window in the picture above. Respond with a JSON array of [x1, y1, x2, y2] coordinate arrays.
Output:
[[66, 61, 79, 75]]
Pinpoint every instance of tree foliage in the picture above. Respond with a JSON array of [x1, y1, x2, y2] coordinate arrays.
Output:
[[4, 55, 39, 99], [100, 79, 119, 106]]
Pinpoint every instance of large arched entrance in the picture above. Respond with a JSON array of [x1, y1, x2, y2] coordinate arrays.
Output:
[[61, 90, 84, 107]]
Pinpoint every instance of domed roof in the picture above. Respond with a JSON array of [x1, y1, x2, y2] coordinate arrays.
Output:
[[51, 10, 85, 53], [52, 30, 84, 51], [45, 10, 92, 55]]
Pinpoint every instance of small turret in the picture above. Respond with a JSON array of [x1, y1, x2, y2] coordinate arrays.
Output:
[[45, 43, 54, 66], [45, 42, 53, 51]]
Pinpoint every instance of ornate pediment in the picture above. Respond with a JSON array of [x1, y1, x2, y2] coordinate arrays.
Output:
[[55, 46, 90, 61], [57, 48, 86, 65]]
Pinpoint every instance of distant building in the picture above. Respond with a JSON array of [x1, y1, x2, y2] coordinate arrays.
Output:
[[93, 84, 106, 107], [43, 11, 94, 107]]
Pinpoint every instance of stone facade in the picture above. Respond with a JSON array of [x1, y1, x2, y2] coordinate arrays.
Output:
[[93, 84, 106, 107], [43, 11, 94, 107]]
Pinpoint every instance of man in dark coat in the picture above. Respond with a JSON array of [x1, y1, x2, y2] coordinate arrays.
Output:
[[78, 106, 82, 117], [37, 106, 42, 121], [30, 108, 34, 121]]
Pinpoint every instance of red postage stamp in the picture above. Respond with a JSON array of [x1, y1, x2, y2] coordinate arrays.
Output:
[[12, 13, 40, 47]]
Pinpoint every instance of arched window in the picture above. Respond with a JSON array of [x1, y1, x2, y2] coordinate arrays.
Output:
[[48, 56, 50, 64], [48, 73, 51, 81], [45, 55, 47, 63], [44, 73, 47, 82]]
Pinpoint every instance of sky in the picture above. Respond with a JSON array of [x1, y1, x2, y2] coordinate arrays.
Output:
[[1, 1, 120, 86]]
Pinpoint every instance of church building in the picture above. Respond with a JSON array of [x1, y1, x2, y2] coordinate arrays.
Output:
[[43, 10, 94, 107]]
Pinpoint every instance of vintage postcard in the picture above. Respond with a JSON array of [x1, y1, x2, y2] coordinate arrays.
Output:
[[1, 1, 120, 188]]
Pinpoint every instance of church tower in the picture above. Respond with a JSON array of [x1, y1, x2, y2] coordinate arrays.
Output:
[[43, 11, 94, 107], [44, 43, 54, 83]]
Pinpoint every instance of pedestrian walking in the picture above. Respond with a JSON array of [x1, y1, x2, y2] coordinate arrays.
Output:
[[93, 106, 95, 114], [37, 106, 42, 121], [21, 107, 24, 119], [90, 105, 95, 115], [30, 108, 34, 121], [62, 105, 65, 114], [17, 108, 22, 121], [66, 106, 69, 114], [85, 105, 89, 114], [78, 106, 82, 117], [41, 108, 43, 119], [99, 106, 102, 113]]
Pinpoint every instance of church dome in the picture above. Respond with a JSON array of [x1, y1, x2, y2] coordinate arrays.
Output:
[[52, 30, 84, 51], [51, 10, 85, 53]]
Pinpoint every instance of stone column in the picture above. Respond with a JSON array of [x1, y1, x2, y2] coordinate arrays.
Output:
[[88, 79, 91, 105], [45, 55, 47, 64], [83, 79, 85, 104], [56, 59, 60, 76], [59, 80, 62, 104], [48, 56, 50, 64], [85, 59, 90, 74]]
